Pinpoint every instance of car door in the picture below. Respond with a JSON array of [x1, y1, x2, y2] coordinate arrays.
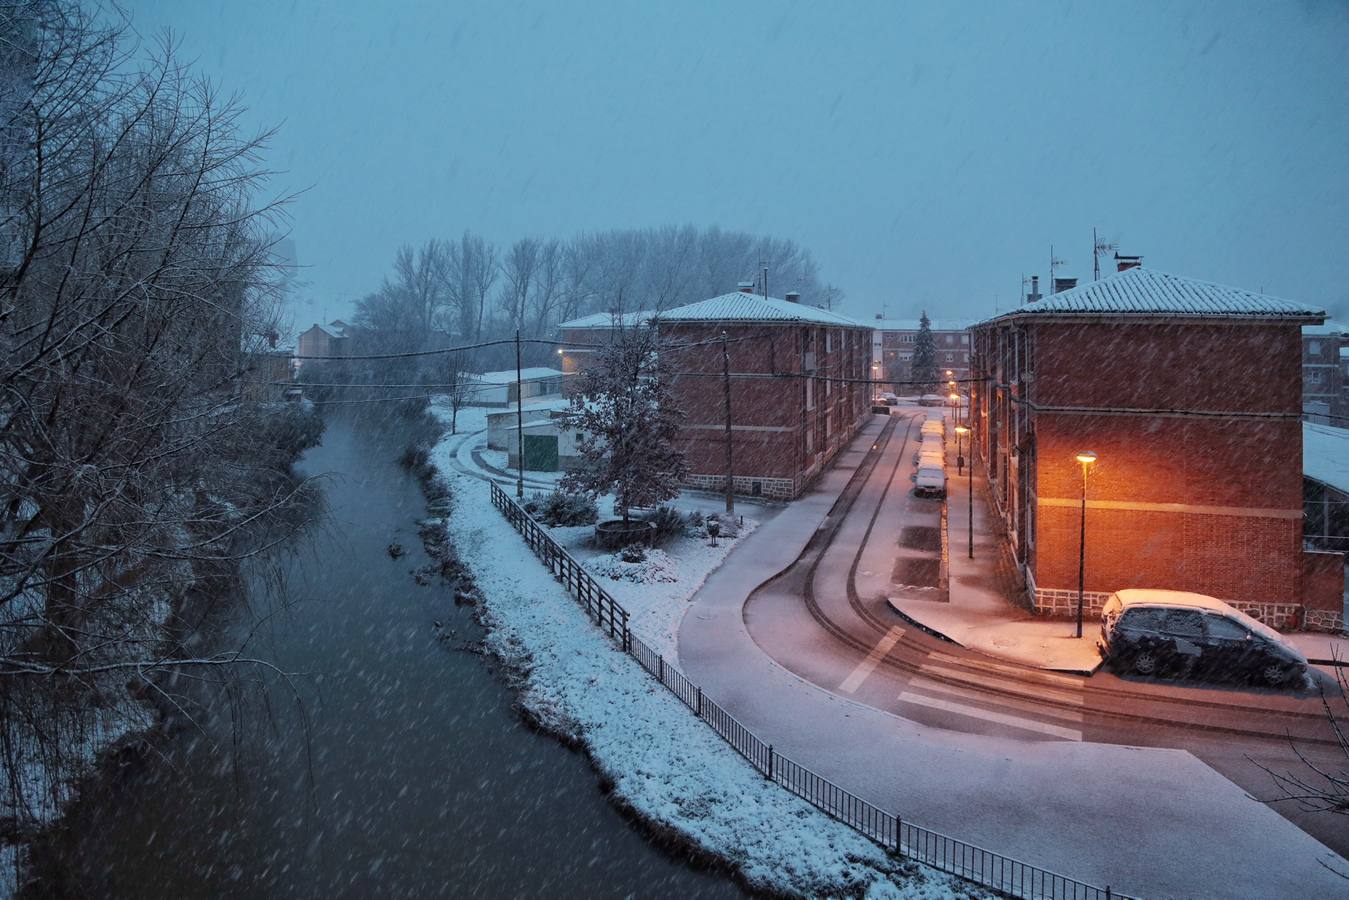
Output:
[[1200, 613, 1255, 680], [1160, 609, 1206, 675]]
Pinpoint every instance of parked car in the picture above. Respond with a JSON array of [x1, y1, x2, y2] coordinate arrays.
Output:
[[914, 465, 945, 498], [1098, 589, 1308, 687], [918, 393, 944, 407]]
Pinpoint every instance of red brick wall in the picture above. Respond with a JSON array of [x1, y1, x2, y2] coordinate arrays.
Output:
[[1028, 321, 1305, 610]]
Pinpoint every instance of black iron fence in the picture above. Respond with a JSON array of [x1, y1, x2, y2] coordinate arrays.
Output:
[[487, 481, 1123, 900]]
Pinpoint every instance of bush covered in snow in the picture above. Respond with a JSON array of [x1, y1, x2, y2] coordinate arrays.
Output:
[[524, 490, 598, 527], [587, 548, 679, 583], [645, 505, 687, 544]]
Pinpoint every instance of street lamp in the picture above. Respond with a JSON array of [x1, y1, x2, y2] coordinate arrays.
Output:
[[1074, 450, 1098, 638], [955, 424, 972, 559]]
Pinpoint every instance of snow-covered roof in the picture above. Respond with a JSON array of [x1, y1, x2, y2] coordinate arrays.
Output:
[[871, 318, 975, 332], [558, 310, 657, 330], [654, 293, 868, 328], [474, 367, 565, 384], [305, 320, 349, 339], [978, 268, 1325, 324], [1303, 421, 1349, 496]]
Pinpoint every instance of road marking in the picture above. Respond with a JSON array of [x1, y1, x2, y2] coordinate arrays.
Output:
[[905, 676, 1085, 726], [897, 685, 1083, 741], [926, 651, 1085, 687], [919, 663, 1087, 707], [839, 626, 906, 693]]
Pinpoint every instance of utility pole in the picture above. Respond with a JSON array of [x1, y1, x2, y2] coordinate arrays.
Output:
[[515, 327, 524, 499], [721, 330, 735, 515]]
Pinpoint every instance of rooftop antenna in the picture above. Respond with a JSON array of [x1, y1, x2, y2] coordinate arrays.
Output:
[[1093, 227, 1118, 281], [1049, 245, 1067, 286], [760, 258, 768, 300]]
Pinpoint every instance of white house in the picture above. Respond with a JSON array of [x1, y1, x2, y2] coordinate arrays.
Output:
[[468, 367, 565, 406]]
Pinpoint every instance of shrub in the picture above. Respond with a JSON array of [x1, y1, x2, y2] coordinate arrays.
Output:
[[619, 543, 647, 563], [686, 510, 704, 532], [528, 490, 598, 527], [646, 505, 686, 544]]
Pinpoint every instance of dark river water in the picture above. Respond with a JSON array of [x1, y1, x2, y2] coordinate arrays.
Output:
[[28, 415, 741, 899]]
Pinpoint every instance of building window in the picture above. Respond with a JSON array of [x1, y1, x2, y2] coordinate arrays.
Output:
[[1308, 369, 1324, 384], [944, 352, 953, 363], [900, 334, 915, 343], [960, 334, 969, 345], [826, 331, 833, 353], [1309, 341, 1322, 355]]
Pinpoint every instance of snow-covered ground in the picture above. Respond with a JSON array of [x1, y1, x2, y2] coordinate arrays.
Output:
[[426, 417, 983, 897]]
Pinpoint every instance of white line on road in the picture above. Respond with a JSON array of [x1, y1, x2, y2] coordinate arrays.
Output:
[[925, 651, 1085, 687], [897, 688, 1083, 741], [838, 626, 906, 693], [905, 676, 1085, 726], [919, 662, 1087, 706]]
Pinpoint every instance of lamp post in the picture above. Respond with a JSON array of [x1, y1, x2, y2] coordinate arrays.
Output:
[[956, 424, 972, 558], [1074, 450, 1098, 638]]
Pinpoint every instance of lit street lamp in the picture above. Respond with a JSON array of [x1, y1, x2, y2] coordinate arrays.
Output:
[[955, 424, 972, 558], [1074, 450, 1098, 638]]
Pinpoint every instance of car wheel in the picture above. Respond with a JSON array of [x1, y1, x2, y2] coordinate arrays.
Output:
[[1260, 662, 1295, 687], [1133, 650, 1159, 676]]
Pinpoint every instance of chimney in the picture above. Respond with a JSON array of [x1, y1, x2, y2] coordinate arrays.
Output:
[[1115, 253, 1142, 272], [737, 281, 755, 294], [875, 313, 883, 319], [1027, 275, 1042, 303], [785, 291, 801, 304], [1053, 277, 1078, 294]]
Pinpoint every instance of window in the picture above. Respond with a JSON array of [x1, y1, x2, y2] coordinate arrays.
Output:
[[1119, 608, 1163, 632], [805, 377, 814, 411], [1308, 369, 1324, 384], [900, 334, 915, 343], [1309, 341, 1322, 355], [826, 330, 833, 353], [1162, 610, 1204, 638], [943, 352, 953, 362], [960, 334, 969, 345], [1205, 616, 1248, 641]]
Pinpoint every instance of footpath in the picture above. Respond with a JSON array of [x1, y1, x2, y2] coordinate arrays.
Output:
[[676, 414, 1349, 900], [889, 420, 1103, 674]]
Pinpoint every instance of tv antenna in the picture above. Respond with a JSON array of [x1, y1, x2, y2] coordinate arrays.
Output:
[[1049, 245, 1067, 286], [1093, 227, 1118, 281]]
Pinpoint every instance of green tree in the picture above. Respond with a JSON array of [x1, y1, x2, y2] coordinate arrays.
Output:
[[911, 311, 938, 392]]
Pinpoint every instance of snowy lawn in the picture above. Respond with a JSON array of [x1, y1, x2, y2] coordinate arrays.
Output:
[[547, 516, 756, 657], [429, 443, 983, 897]]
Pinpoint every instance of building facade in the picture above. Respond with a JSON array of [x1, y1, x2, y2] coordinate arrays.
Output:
[[971, 267, 1341, 631], [560, 290, 873, 499], [1301, 320, 1347, 425], [296, 320, 350, 370], [870, 317, 974, 389]]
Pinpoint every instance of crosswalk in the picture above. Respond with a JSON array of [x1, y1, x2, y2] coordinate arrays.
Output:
[[898, 650, 1087, 741]]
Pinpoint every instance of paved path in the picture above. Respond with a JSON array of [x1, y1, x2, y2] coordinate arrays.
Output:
[[678, 414, 1349, 899]]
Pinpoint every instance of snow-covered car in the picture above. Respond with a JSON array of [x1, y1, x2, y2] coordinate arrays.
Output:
[[914, 466, 945, 498], [918, 393, 944, 407], [1098, 589, 1308, 687]]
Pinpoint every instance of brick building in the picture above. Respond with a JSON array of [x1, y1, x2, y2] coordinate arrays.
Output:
[[971, 266, 1342, 631], [1301, 319, 1347, 424], [559, 291, 873, 499], [870, 317, 975, 388], [296, 319, 350, 371]]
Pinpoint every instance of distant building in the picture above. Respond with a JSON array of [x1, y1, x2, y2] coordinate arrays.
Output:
[[296, 320, 351, 370], [241, 348, 295, 402], [564, 287, 873, 500], [871, 317, 975, 389], [1302, 320, 1347, 425], [557, 310, 655, 395], [468, 367, 564, 406], [971, 266, 1341, 632]]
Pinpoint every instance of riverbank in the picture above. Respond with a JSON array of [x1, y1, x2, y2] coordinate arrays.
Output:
[[426, 416, 982, 898]]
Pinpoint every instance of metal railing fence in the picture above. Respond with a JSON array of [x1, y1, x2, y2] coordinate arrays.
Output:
[[487, 481, 1122, 900]]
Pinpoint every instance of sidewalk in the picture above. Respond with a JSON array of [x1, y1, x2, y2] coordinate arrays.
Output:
[[888, 419, 1104, 674], [677, 415, 1349, 899]]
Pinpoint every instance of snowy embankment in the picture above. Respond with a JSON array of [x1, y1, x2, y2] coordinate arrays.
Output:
[[428, 420, 980, 897]]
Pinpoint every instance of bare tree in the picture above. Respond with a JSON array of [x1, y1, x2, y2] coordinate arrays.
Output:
[[443, 231, 498, 340], [0, 1, 317, 846]]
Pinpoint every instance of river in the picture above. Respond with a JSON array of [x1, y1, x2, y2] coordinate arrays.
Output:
[[25, 414, 741, 899]]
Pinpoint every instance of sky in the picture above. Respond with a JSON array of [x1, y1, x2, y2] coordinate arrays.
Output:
[[124, 0, 1349, 326]]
